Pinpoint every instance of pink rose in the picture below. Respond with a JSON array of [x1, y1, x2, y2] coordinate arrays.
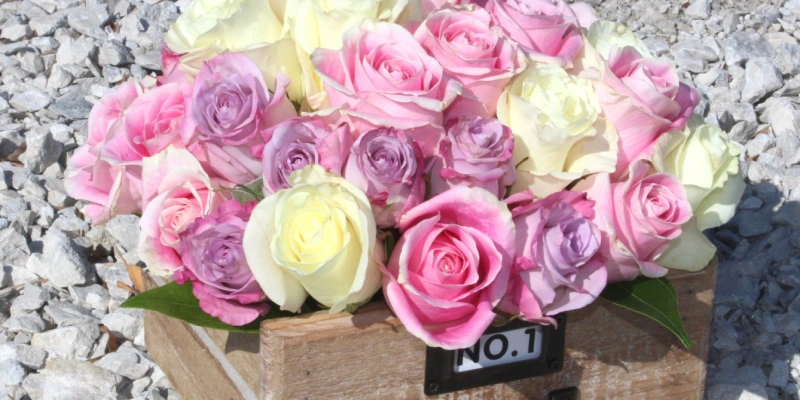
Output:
[[596, 47, 699, 178], [138, 147, 222, 276], [381, 186, 514, 349], [158, 42, 187, 85], [65, 150, 144, 224], [415, 7, 526, 118], [101, 82, 190, 164], [498, 190, 606, 324], [312, 22, 461, 157], [184, 53, 297, 186], [420, 0, 474, 14], [175, 200, 270, 326], [485, 0, 585, 67], [429, 117, 516, 199], [260, 117, 352, 194], [343, 127, 425, 229], [87, 81, 141, 147], [67, 81, 143, 224], [581, 160, 691, 282]]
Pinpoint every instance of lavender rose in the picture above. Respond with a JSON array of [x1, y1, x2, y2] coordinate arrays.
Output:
[[429, 117, 516, 199], [176, 200, 270, 326], [498, 191, 607, 324], [343, 128, 425, 229], [183, 53, 296, 186], [187, 53, 295, 146], [260, 117, 352, 194]]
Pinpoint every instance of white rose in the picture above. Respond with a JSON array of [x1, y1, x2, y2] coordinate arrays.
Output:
[[652, 116, 745, 271], [166, 0, 285, 54], [497, 63, 618, 197], [586, 19, 653, 60], [165, 0, 304, 102], [243, 165, 383, 313]]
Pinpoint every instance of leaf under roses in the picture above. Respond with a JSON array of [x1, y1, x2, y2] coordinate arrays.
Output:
[[120, 281, 314, 333], [228, 178, 265, 205], [600, 277, 692, 349]]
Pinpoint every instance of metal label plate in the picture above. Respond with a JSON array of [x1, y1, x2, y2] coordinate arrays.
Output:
[[424, 315, 566, 396]]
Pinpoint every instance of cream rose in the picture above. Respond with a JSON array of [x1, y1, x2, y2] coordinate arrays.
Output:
[[243, 165, 383, 313], [652, 117, 745, 271], [586, 19, 653, 60], [284, 0, 413, 110], [164, 0, 303, 101], [166, 0, 285, 54], [497, 63, 618, 197]]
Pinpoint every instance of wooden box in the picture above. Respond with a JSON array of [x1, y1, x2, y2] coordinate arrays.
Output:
[[144, 261, 716, 400]]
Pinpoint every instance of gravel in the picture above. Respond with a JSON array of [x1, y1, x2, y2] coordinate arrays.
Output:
[[0, 0, 182, 397], [0, 0, 798, 398]]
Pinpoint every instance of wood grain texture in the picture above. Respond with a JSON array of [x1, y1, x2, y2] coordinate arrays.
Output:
[[145, 261, 715, 400], [143, 276, 261, 400], [259, 262, 716, 400]]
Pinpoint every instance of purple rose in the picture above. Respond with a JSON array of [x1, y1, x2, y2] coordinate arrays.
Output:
[[187, 53, 295, 146], [176, 200, 270, 326], [184, 53, 296, 186], [498, 190, 607, 324], [429, 117, 516, 199], [260, 117, 352, 194], [343, 128, 425, 229]]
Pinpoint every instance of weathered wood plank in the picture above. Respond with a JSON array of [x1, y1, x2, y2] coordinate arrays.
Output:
[[145, 261, 715, 400], [143, 276, 261, 400]]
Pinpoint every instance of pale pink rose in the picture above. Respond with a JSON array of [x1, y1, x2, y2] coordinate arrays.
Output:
[[101, 82, 190, 164], [87, 81, 141, 147], [138, 147, 223, 276], [568, 2, 598, 28], [596, 47, 699, 179], [498, 190, 606, 324], [415, 7, 526, 118], [183, 53, 297, 186], [485, 0, 585, 67], [65, 149, 144, 224], [259, 117, 352, 194], [581, 160, 692, 282], [312, 22, 461, 157], [66, 81, 143, 224], [158, 42, 187, 85], [420, 0, 482, 18], [381, 186, 514, 349]]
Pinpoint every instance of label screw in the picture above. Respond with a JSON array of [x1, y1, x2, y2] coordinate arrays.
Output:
[[427, 382, 441, 394]]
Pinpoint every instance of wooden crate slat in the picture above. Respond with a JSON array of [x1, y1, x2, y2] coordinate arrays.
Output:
[[145, 260, 716, 399]]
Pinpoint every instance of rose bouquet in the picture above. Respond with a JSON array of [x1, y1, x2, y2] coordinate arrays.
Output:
[[66, 0, 744, 350]]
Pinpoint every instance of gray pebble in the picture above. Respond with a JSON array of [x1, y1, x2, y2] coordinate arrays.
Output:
[[22, 128, 62, 174], [741, 58, 784, 104], [9, 89, 53, 112]]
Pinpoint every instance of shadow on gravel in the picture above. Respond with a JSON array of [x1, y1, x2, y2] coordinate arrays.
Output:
[[704, 180, 800, 399]]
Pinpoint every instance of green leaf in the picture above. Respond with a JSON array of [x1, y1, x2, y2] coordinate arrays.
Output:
[[231, 178, 265, 205], [600, 276, 693, 349], [120, 281, 297, 333]]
